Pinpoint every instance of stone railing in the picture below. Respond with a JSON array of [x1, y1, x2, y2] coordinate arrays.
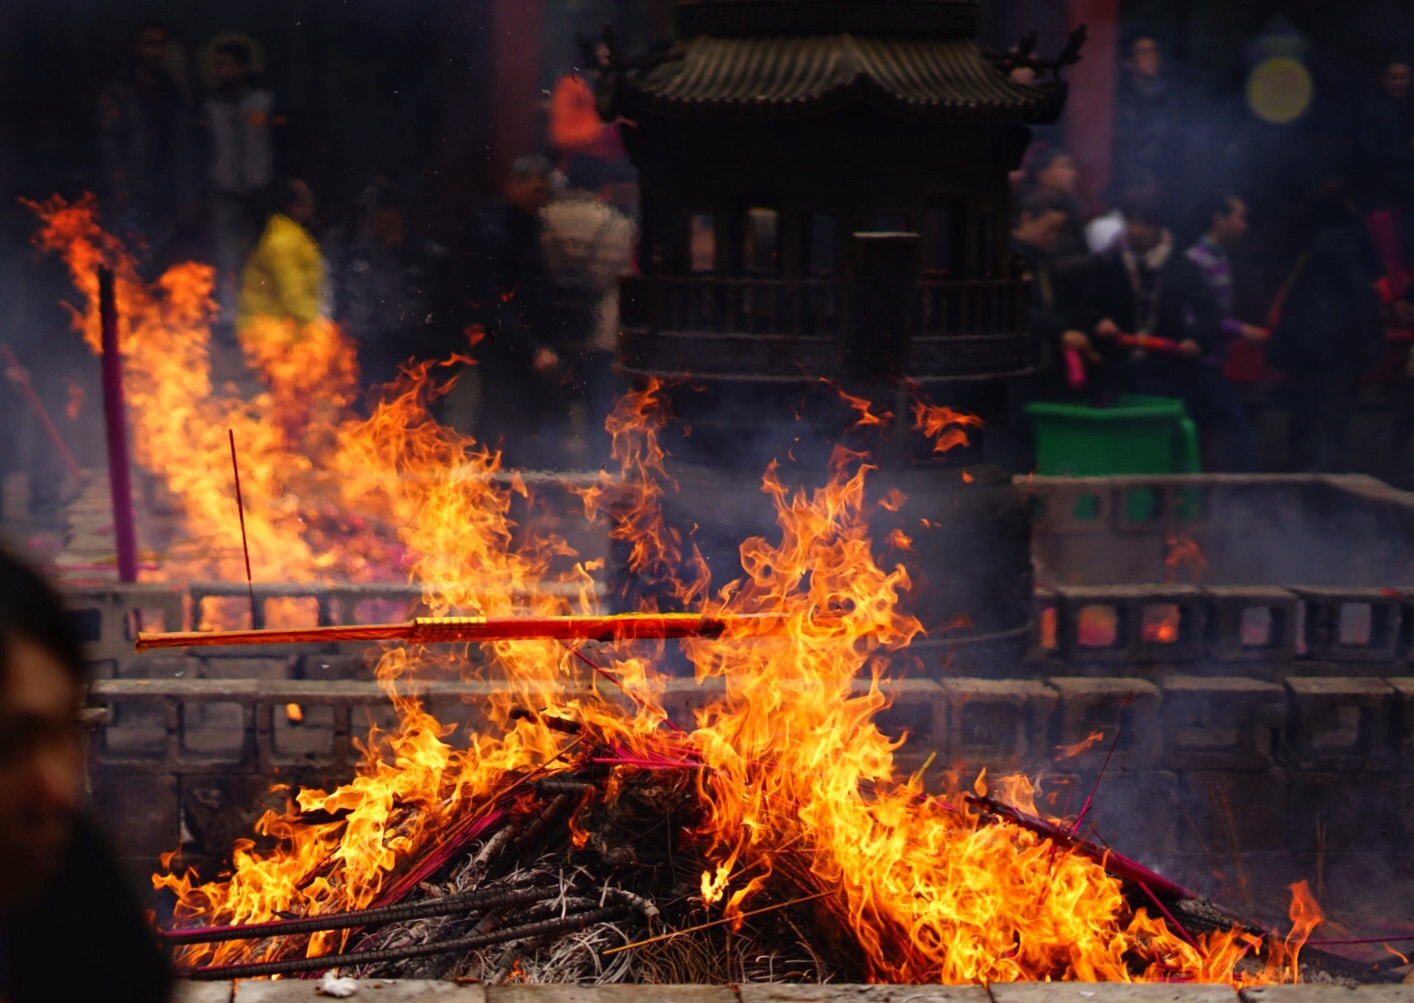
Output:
[[618, 274, 1028, 340]]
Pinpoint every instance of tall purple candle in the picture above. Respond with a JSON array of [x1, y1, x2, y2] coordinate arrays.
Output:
[[98, 266, 138, 583]]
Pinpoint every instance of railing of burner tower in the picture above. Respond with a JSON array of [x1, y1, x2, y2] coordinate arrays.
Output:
[[618, 275, 1028, 339]]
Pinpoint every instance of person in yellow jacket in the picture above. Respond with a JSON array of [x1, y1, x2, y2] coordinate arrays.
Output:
[[237, 178, 356, 447], [237, 177, 323, 331]]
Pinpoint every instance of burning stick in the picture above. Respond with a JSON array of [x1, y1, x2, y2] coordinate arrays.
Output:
[[162, 882, 555, 945], [0, 342, 84, 481], [966, 793, 1198, 903], [180, 904, 634, 980], [134, 611, 811, 652], [227, 429, 258, 625]]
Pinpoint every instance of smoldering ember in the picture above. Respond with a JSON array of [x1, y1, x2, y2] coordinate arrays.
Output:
[[4, 0, 1414, 997]]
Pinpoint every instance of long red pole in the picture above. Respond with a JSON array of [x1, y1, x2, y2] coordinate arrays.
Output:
[[98, 267, 138, 583], [134, 611, 809, 652]]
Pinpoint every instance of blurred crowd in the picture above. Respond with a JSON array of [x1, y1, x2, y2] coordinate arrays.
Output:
[[1001, 35, 1414, 478], [1, 21, 638, 522], [6, 20, 1414, 529]]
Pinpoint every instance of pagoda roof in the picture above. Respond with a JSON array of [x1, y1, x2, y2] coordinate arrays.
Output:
[[615, 33, 1066, 124]]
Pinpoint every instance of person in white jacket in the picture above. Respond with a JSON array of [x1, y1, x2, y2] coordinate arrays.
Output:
[[539, 170, 635, 469]]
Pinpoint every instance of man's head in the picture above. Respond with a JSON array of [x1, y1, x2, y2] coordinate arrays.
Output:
[[1117, 183, 1166, 255], [1012, 190, 1071, 254], [259, 177, 315, 227], [283, 178, 315, 225], [1202, 193, 1249, 247], [504, 154, 554, 214], [1129, 35, 1163, 79], [1028, 146, 1079, 197], [133, 22, 171, 75], [0, 551, 87, 910], [212, 38, 253, 89], [1381, 59, 1412, 100]]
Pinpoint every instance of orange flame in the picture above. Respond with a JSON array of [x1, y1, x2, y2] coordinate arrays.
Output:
[[30, 202, 1327, 985], [911, 399, 983, 454], [1055, 730, 1105, 761], [1164, 533, 1208, 583]]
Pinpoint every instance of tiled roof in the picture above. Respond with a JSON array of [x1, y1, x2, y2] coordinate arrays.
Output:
[[618, 34, 1065, 123], [672, 0, 983, 39]]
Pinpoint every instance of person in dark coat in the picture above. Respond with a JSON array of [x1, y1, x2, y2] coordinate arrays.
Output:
[[1355, 58, 1414, 263], [993, 190, 1095, 472], [97, 21, 196, 273], [1112, 35, 1189, 204], [0, 549, 171, 1002], [465, 154, 564, 466], [1265, 181, 1386, 473]]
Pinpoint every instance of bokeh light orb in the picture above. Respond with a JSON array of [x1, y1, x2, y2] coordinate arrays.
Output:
[[1246, 56, 1314, 124]]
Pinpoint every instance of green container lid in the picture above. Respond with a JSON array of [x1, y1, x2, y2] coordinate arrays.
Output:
[[1025, 394, 1200, 477]]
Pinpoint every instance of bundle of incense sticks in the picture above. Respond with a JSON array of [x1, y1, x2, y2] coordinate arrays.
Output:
[[134, 611, 810, 652]]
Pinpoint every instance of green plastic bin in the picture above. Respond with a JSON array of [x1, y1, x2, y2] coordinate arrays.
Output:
[[1025, 394, 1200, 476]]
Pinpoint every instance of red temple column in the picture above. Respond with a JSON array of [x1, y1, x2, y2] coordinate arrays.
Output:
[[1065, 0, 1119, 214], [491, 0, 545, 182]]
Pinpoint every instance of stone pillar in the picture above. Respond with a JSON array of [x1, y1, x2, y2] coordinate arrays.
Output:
[[1065, 0, 1119, 213], [491, 0, 545, 181]]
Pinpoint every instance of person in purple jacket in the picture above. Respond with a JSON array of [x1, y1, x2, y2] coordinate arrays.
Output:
[[1182, 191, 1264, 471]]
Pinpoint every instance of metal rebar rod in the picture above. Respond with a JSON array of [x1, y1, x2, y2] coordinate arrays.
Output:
[[161, 882, 554, 945], [181, 905, 631, 980]]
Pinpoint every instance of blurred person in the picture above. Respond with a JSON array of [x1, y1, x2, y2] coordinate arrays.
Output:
[[1084, 170, 1163, 255], [0, 549, 171, 1001], [1184, 191, 1264, 470], [994, 190, 1095, 472], [333, 178, 438, 393], [1113, 35, 1189, 204], [237, 177, 323, 336], [540, 159, 636, 468], [1077, 183, 1182, 403], [1355, 57, 1414, 274], [547, 41, 635, 200], [96, 21, 196, 274], [1265, 180, 1385, 473], [237, 178, 346, 448], [1078, 184, 1254, 473], [1014, 144, 1088, 260], [1187, 193, 1266, 347], [464, 154, 562, 467], [199, 33, 279, 330], [1012, 190, 1095, 396], [1382, 280, 1414, 480]]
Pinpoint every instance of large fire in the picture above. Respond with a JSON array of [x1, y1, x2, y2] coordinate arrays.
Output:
[[32, 198, 1323, 985]]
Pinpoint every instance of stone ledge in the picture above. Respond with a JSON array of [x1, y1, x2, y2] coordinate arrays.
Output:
[[990, 986, 1238, 1003], [227, 979, 484, 1000], [167, 984, 1414, 1003], [1241, 987, 1414, 1002], [741, 988, 989, 1002]]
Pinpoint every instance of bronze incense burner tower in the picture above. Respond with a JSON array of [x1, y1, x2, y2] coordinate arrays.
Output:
[[600, 0, 1069, 671]]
